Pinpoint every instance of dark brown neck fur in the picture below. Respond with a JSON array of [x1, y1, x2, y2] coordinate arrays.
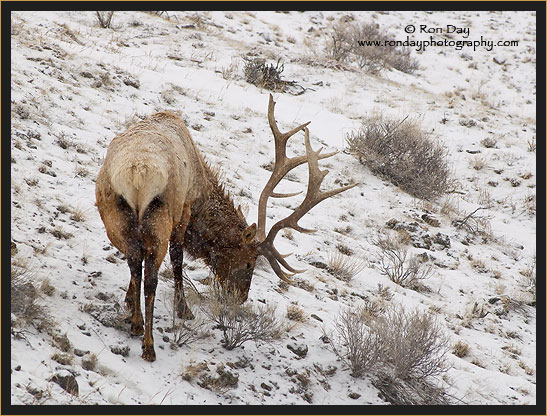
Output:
[[183, 164, 248, 270]]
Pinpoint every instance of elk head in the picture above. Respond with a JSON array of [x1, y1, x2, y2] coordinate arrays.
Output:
[[214, 94, 356, 302]]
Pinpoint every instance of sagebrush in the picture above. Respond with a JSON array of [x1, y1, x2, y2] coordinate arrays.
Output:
[[325, 304, 450, 403], [325, 20, 419, 74], [347, 115, 450, 200]]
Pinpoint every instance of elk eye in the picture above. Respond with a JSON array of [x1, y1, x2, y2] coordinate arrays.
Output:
[[246, 263, 252, 269]]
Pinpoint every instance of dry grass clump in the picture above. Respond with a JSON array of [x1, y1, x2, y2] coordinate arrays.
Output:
[[327, 252, 366, 282], [469, 155, 487, 170], [11, 257, 50, 329], [286, 304, 306, 322], [197, 364, 239, 393], [201, 284, 285, 350], [452, 340, 470, 358], [347, 115, 450, 200], [82, 354, 98, 372], [519, 256, 536, 302]]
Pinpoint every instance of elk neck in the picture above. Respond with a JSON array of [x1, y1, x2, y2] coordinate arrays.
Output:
[[183, 163, 249, 270]]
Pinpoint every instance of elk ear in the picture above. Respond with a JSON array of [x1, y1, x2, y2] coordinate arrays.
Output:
[[241, 223, 257, 244]]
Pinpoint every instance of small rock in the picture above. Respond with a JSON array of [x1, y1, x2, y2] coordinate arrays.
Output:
[[417, 252, 430, 263], [73, 349, 88, 357], [287, 342, 308, 358], [386, 218, 399, 229], [309, 261, 328, 270], [49, 372, 79, 396], [348, 391, 361, 399], [319, 334, 330, 344], [261, 382, 272, 391], [433, 233, 451, 249], [310, 314, 323, 322], [123, 76, 140, 89]]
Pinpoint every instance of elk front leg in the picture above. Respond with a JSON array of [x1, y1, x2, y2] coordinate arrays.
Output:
[[126, 256, 144, 336], [170, 244, 195, 320], [170, 204, 194, 320]]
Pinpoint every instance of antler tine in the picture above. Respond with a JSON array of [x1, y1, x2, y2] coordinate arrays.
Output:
[[258, 94, 338, 242], [257, 119, 357, 283], [257, 95, 309, 242]]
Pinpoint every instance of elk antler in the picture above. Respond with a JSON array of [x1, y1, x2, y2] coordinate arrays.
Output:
[[257, 94, 357, 283]]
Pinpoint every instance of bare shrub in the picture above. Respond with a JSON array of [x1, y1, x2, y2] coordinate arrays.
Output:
[[327, 252, 366, 282], [373, 235, 432, 289], [325, 20, 419, 74], [325, 305, 449, 386], [96, 11, 114, 28], [481, 136, 498, 148], [162, 288, 208, 349], [197, 364, 239, 393], [324, 306, 383, 377], [375, 306, 449, 380], [324, 21, 354, 63], [201, 284, 285, 350], [347, 115, 450, 200], [352, 23, 418, 73], [40, 279, 55, 296], [452, 206, 493, 238]]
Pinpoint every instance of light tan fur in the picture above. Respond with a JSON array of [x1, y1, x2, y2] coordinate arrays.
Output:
[[97, 112, 208, 225]]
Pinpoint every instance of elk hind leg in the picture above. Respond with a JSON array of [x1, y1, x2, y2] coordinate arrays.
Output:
[[141, 199, 172, 362]]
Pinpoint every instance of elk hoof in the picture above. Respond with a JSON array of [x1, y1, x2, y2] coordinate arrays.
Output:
[[142, 345, 156, 362], [177, 303, 195, 320]]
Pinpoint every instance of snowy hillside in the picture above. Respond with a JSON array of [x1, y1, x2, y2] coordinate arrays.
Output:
[[9, 9, 538, 407]]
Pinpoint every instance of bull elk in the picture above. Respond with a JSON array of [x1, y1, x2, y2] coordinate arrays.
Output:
[[95, 94, 356, 361]]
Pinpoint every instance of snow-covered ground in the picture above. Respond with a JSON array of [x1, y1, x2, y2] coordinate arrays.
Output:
[[10, 10, 537, 406]]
